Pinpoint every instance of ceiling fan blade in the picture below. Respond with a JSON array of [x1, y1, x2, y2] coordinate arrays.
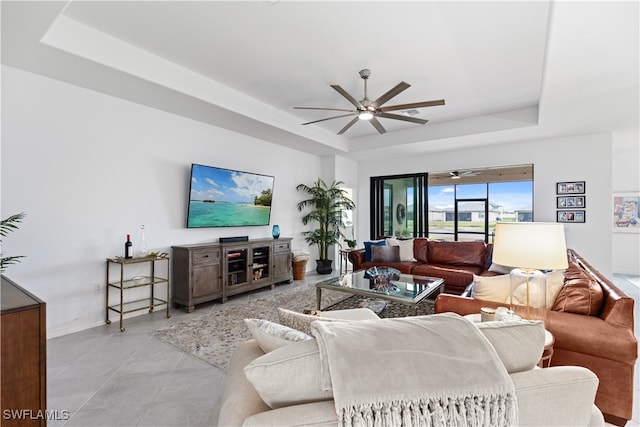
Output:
[[370, 117, 387, 134], [372, 82, 410, 107], [330, 85, 363, 109], [380, 99, 445, 112], [302, 113, 356, 125], [294, 107, 356, 112], [337, 117, 360, 135], [378, 112, 428, 125]]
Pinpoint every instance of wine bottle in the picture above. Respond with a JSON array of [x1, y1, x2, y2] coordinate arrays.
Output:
[[125, 234, 133, 259]]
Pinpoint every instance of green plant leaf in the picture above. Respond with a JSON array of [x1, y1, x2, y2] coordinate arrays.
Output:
[[1, 212, 26, 272]]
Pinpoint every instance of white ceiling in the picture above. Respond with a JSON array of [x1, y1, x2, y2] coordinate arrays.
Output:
[[2, 1, 638, 159]]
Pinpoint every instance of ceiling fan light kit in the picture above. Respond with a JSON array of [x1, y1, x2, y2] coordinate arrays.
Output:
[[295, 69, 445, 135]]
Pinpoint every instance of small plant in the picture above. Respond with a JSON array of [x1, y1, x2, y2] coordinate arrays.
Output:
[[344, 239, 357, 249], [1, 213, 26, 272]]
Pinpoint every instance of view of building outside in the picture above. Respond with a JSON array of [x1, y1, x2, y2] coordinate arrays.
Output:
[[428, 181, 533, 241]]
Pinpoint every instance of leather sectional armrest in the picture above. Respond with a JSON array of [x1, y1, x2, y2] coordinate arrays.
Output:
[[434, 294, 509, 316], [347, 249, 366, 271]]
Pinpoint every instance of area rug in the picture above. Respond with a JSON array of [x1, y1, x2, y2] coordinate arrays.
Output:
[[153, 283, 434, 371]]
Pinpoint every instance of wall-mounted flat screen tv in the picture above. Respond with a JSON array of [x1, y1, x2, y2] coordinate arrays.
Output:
[[187, 164, 274, 228]]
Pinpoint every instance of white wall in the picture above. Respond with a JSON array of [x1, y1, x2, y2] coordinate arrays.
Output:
[[1, 66, 323, 337], [612, 128, 640, 274], [355, 133, 614, 277], [319, 155, 359, 262]]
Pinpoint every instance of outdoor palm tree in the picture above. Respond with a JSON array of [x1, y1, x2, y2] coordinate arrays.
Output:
[[297, 179, 355, 274]]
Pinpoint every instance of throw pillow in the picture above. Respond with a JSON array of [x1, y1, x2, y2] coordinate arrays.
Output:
[[476, 320, 545, 373], [370, 245, 400, 263], [386, 237, 416, 261], [244, 319, 312, 353], [510, 281, 546, 308], [473, 270, 564, 307], [552, 263, 603, 316], [363, 240, 386, 262], [510, 269, 566, 309], [243, 339, 333, 409], [545, 270, 565, 308], [277, 307, 338, 335], [488, 263, 516, 275], [471, 274, 511, 303]]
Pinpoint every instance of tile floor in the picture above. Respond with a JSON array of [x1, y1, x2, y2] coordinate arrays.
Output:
[[46, 273, 640, 426]]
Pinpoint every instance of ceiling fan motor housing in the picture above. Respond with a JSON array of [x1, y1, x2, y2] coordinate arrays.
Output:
[[359, 69, 371, 79]]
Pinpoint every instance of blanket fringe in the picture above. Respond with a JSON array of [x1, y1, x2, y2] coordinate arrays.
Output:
[[339, 393, 518, 427]]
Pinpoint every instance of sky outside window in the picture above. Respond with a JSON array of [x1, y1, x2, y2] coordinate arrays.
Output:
[[429, 181, 532, 212]]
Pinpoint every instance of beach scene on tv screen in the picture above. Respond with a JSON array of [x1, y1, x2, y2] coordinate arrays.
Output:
[[188, 165, 273, 227]]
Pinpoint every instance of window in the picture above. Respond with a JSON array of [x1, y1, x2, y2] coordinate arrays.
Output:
[[370, 165, 533, 242]]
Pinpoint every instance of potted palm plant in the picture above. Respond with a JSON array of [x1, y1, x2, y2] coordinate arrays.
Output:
[[297, 179, 355, 274]]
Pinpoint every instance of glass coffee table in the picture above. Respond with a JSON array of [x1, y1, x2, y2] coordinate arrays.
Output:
[[315, 269, 445, 315]]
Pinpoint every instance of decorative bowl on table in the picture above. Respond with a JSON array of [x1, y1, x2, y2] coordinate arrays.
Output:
[[365, 266, 401, 294]]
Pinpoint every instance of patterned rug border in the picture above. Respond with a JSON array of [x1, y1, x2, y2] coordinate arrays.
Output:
[[153, 282, 434, 371]]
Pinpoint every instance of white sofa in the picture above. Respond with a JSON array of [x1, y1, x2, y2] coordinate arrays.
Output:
[[218, 309, 604, 426]]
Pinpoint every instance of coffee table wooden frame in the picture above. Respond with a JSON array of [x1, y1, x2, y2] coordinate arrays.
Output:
[[315, 269, 445, 314]]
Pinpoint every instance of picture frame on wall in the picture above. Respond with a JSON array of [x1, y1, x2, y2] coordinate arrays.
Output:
[[557, 196, 585, 209], [556, 181, 585, 195], [613, 192, 640, 233], [557, 210, 585, 223]]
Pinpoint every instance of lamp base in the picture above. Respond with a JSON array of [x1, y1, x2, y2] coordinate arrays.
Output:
[[509, 268, 547, 321]]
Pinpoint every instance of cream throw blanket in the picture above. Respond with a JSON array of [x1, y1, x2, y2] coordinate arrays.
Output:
[[310, 313, 518, 427]]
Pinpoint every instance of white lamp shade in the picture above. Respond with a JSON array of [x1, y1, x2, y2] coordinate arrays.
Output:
[[493, 222, 568, 270]]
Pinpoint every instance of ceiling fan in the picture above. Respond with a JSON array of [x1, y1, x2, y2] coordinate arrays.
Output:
[[450, 170, 481, 179], [294, 69, 445, 135]]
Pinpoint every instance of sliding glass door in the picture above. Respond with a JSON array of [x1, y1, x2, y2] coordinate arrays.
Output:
[[370, 174, 427, 238]]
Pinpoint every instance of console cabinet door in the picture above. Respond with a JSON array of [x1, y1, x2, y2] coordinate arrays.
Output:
[[192, 264, 221, 298], [273, 239, 293, 283], [191, 248, 221, 299], [250, 244, 271, 285]]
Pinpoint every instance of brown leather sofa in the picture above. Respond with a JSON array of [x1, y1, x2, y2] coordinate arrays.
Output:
[[434, 249, 637, 426], [348, 239, 497, 294]]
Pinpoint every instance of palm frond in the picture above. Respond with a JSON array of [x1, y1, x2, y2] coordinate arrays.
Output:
[[1, 212, 26, 272], [1, 213, 25, 238], [0, 256, 25, 272]]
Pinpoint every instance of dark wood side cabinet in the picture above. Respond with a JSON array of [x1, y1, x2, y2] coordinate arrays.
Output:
[[172, 238, 293, 311], [1, 275, 46, 426]]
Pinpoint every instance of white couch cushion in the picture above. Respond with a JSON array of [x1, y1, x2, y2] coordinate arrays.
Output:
[[471, 274, 511, 303], [245, 316, 544, 409], [243, 339, 331, 409], [277, 307, 340, 335], [476, 320, 545, 373], [319, 308, 381, 321], [244, 319, 312, 353], [472, 270, 565, 308], [243, 401, 338, 427]]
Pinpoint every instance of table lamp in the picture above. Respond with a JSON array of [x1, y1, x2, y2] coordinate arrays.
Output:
[[492, 222, 568, 321]]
